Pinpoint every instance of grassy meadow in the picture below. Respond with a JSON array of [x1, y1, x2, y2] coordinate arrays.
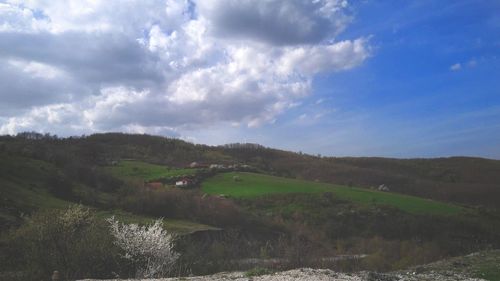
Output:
[[95, 209, 220, 235], [202, 172, 465, 216]]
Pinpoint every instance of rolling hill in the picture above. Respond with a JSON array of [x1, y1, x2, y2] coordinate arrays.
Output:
[[1, 132, 500, 280], [3, 132, 498, 208]]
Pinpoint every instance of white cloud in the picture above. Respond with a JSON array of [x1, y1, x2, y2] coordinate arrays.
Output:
[[0, 0, 371, 136], [0, 2, 52, 32], [5, 0, 190, 34], [450, 63, 462, 71], [8, 59, 64, 79], [278, 38, 370, 75], [197, 0, 351, 45], [0, 103, 83, 135], [450, 59, 479, 72]]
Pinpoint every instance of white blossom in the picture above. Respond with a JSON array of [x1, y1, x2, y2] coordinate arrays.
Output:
[[107, 217, 179, 278]]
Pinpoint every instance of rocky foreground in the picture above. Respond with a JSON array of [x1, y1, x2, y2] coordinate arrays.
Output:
[[80, 268, 485, 281], [80, 250, 499, 281]]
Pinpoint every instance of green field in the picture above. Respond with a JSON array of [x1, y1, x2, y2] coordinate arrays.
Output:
[[202, 172, 465, 216], [105, 160, 198, 181], [95, 210, 221, 235]]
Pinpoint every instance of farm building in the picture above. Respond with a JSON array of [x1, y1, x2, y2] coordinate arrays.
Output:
[[189, 162, 208, 168], [378, 184, 390, 192], [176, 178, 192, 187]]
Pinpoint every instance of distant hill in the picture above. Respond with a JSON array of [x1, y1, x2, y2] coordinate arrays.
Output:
[[1, 132, 498, 209]]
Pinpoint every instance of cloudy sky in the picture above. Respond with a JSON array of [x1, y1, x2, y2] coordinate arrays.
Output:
[[1, 0, 499, 158]]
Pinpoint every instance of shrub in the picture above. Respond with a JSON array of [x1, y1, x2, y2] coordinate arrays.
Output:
[[107, 217, 179, 278], [45, 173, 74, 199], [7, 205, 123, 280], [120, 188, 244, 227]]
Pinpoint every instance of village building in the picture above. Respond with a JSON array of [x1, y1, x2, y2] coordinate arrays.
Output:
[[175, 178, 192, 187], [378, 184, 390, 192], [209, 164, 225, 169], [189, 162, 208, 168]]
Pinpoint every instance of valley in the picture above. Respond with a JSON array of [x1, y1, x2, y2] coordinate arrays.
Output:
[[1, 133, 499, 280]]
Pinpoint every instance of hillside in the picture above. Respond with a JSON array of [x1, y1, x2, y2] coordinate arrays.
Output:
[[2, 132, 499, 208], [0, 154, 218, 234], [1, 132, 500, 280]]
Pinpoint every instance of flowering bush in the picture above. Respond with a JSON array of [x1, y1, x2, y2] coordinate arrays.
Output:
[[107, 217, 179, 278]]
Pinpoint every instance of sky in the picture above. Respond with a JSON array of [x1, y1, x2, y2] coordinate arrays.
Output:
[[0, 0, 499, 158]]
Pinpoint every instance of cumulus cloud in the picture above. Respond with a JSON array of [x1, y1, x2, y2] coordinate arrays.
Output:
[[197, 0, 351, 45], [278, 38, 370, 75], [0, 0, 370, 136], [0, 59, 75, 115]]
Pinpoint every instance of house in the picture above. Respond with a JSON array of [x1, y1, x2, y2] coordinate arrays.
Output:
[[378, 184, 390, 192], [175, 178, 192, 187], [209, 164, 225, 169], [189, 162, 208, 168]]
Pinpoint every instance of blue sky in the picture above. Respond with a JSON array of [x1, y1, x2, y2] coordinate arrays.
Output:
[[321, 0, 500, 158], [0, 0, 499, 158], [200, 0, 500, 158]]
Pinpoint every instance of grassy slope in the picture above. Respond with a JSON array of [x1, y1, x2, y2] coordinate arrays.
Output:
[[105, 160, 198, 181], [95, 210, 221, 235], [0, 156, 70, 215], [0, 156, 216, 234], [202, 172, 465, 216]]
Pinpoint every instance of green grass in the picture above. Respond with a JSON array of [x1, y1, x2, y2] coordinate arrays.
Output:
[[202, 172, 465, 216], [0, 155, 115, 215], [0, 179, 70, 209], [475, 264, 500, 281], [469, 251, 500, 281], [0, 155, 71, 217], [95, 210, 221, 235], [105, 160, 198, 181]]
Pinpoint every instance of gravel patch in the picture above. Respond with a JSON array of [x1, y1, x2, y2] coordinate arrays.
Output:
[[79, 268, 487, 281]]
